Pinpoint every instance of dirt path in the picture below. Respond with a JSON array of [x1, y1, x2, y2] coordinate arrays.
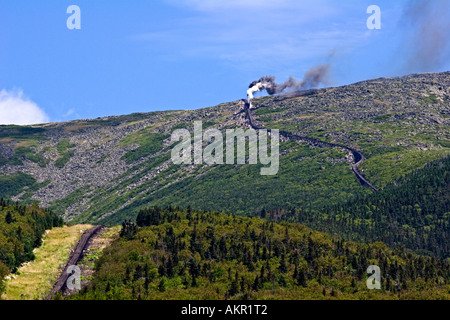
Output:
[[46, 225, 105, 299], [243, 100, 378, 192]]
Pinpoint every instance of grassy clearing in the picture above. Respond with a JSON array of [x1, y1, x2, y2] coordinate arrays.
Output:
[[1, 224, 93, 300], [119, 129, 168, 164], [54, 139, 76, 168]]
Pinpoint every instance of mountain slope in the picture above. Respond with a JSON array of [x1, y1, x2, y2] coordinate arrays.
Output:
[[267, 156, 450, 258], [67, 207, 450, 300], [0, 72, 449, 225]]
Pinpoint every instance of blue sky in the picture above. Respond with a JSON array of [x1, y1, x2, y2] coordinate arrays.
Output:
[[0, 0, 449, 124]]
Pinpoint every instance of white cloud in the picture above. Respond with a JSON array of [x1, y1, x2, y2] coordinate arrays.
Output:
[[0, 89, 50, 125]]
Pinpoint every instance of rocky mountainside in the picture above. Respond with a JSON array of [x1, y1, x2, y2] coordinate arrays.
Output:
[[0, 72, 449, 225]]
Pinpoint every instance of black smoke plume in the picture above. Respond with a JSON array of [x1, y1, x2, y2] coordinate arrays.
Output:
[[247, 63, 330, 102]]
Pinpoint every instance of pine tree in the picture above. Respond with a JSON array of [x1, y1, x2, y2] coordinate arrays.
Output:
[[158, 278, 166, 292], [297, 269, 307, 287], [228, 273, 239, 296], [252, 275, 260, 291], [278, 254, 288, 273], [260, 207, 267, 219], [5, 211, 13, 224], [240, 276, 245, 293]]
